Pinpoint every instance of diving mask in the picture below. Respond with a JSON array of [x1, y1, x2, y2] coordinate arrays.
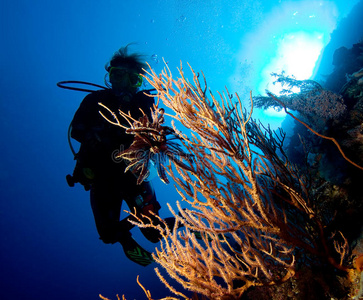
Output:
[[109, 67, 143, 88]]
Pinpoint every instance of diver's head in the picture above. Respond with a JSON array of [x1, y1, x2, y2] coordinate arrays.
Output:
[[105, 44, 147, 96]]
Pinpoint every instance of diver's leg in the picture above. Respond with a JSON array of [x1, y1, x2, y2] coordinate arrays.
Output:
[[90, 179, 154, 266], [125, 180, 167, 243], [90, 181, 131, 244]]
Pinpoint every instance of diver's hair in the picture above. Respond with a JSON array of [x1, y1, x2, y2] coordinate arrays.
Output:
[[105, 43, 148, 74]]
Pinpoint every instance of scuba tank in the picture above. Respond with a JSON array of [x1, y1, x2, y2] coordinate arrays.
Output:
[[59, 81, 107, 191]]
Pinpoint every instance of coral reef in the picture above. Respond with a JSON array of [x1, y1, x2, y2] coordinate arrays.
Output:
[[252, 42, 363, 300], [254, 73, 347, 131], [324, 42, 363, 94], [100, 61, 363, 299]]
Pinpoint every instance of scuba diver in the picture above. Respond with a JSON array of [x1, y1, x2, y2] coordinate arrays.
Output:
[[66, 45, 171, 266]]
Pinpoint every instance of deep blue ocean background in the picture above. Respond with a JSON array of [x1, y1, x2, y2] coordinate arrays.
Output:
[[1, 1, 362, 299]]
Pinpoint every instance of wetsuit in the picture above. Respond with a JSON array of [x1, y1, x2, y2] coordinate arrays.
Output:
[[71, 89, 162, 245]]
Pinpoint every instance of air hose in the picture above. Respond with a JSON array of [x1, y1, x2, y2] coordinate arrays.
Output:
[[57, 80, 108, 93]]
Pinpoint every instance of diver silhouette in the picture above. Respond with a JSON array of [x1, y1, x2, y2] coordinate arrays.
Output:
[[67, 45, 173, 266]]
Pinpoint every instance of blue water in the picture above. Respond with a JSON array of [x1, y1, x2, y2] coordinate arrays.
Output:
[[1, 1, 362, 299]]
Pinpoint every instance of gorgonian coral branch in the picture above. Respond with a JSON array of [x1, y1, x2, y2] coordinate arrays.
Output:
[[101, 62, 353, 299], [99, 102, 192, 184]]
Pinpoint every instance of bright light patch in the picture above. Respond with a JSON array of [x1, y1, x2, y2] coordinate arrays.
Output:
[[229, 0, 354, 126], [264, 107, 286, 118], [261, 31, 324, 96], [256, 32, 325, 120]]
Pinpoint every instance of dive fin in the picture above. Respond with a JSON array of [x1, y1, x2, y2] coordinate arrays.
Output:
[[121, 236, 154, 267]]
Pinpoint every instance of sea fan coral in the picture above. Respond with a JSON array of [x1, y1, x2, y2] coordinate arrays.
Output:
[[100, 63, 356, 300]]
